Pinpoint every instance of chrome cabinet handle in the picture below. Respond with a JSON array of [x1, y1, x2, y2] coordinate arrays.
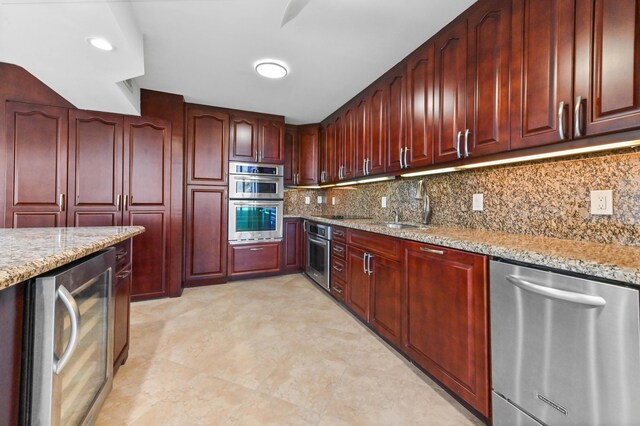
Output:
[[259, 150, 262, 162], [456, 131, 462, 158], [250, 248, 264, 251], [333, 265, 343, 272], [59, 194, 65, 212], [54, 286, 80, 375], [117, 269, 132, 280], [322, 171, 326, 183], [255, 150, 259, 162], [404, 147, 409, 168], [124, 195, 129, 210], [333, 246, 344, 254], [574, 96, 583, 138], [363, 253, 368, 274], [333, 230, 344, 237], [116, 250, 127, 260], [420, 247, 444, 255], [558, 101, 567, 140], [363, 159, 367, 176], [367, 253, 373, 275], [333, 286, 343, 294], [506, 275, 606, 307], [399, 147, 405, 169], [366, 159, 370, 175], [464, 129, 470, 158], [116, 194, 121, 211]]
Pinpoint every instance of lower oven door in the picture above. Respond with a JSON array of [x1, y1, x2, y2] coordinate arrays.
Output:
[[305, 235, 330, 291], [228, 200, 283, 242]]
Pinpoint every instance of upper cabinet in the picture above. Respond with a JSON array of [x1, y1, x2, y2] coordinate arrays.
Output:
[[186, 105, 229, 185], [284, 125, 297, 185], [386, 64, 407, 172], [229, 113, 284, 164], [284, 124, 319, 186], [406, 41, 435, 169]]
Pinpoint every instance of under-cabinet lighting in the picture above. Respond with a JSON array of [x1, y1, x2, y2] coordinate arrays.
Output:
[[401, 140, 640, 178], [357, 176, 396, 184], [292, 185, 321, 189], [335, 180, 358, 187]]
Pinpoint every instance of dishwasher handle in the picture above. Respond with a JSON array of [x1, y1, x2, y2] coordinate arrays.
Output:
[[506, 275, 606, 308]]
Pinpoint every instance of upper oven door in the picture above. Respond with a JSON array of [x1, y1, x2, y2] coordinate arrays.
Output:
[[229, 162, 284, 177], [229, 174, 283, 200]]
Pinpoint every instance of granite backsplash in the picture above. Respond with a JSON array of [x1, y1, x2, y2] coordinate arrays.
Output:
[[284, 149, 640, 246]]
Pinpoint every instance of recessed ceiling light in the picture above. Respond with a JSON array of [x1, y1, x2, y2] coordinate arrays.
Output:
[[87, 37, 114, 51], [255, 61, 288, 79]]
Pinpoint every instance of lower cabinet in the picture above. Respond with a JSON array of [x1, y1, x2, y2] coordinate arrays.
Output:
[[282, 218, 303, 273], [228, 242, 281, 277], [369, 255, 402, 346], [402, 240, 489, 417], [346, 246, 371, 322], [0, 282, 25, 425], [113, 239, 132, 374]]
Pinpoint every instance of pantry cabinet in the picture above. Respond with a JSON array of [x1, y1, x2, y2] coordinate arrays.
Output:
[[185, 106, 228, 185]]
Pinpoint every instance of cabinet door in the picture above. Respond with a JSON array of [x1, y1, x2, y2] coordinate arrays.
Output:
[[370, 256, 402, 346], [406, 42, 435, 168], [67, 110, 123, 227], [113, 264, 131, 371], [402, 242, 489, 416], [434, 17, 468, 163], [318, 125, 328, 184], [185, 186, 228, 283], [282, 218, 302, 272], [284, 125, 297, 185], [229, 115, 259, 162], [5, 102, 68, 228], [229, 242, 281, 276], [325, 120, 337, 183], [0, 283, 24, 425], [342, 105, 355, 180], [298, 125, 319, 185], [346, 246, 370, 322], [386, 67, 407, 172], [510, 0, 575, 149], [124, 116, 171, 300], [354, 97, 368, 177], [369, 86, 387, 175], [574, 0, 640, 137], [259, 119, 285, 164], [334, 115, 344, 180], [186, 106, 228, 185], [466, 0, 512, 157]]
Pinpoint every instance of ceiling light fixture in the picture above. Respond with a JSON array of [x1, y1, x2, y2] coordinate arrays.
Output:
[[87, 37, 114, 51], [255, 61, 288, 79]]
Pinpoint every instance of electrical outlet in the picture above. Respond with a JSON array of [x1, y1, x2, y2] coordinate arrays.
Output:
[[381, 196, 387, 208], [590, 190, 613, 215], [304, 196, 310, 205], [472, 193, 484, 211], [332, 197, 336, 205], [317, 196, 323, 204]]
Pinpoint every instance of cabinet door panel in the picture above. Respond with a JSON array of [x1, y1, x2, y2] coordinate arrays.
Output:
[[467, 0, 512, 157], [574, 0, 640, 136], [334, 115, 344, 180], [387, 69, 406, 172], [298, 125, 319, 185], [229, 242, 281, 275], [67, 110, 123, 226], [355, 97, 368, 177], [284, 126, 297, 185], [185, 186, 227, 281], [510, 0, 574, 149], [186, 106, 228, 185], [325, 121, 337, 182], [342, 106, 355, 180], [230, 116, 258, 162], [346, 246, 370, 322], [407, 42, 435, 168], [434, 19, 468, 163], [113, 268, 131, 369], [259, 119, 285, 164], [128, 211, 167, 299], [370, 256, 402, 346], [282, 218, 302, 272], [5, 102, 68, 227], [369, 87, 387, 175]]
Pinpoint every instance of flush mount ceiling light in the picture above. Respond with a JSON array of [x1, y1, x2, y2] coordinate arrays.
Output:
[[87, 37, 114, 51], [255, 61, 288, 79]]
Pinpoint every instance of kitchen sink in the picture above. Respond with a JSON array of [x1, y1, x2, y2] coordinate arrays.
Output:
[[370, 222, 429, 230]]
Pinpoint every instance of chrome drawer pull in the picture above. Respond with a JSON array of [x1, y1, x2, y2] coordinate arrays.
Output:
[[333, 230, 344, 237], [420, 247, 444, 255], [333, 286, 343, 294], [333, 246, 344, 253], [117, 270, 132, 280], [574, 96, 583, 137], [116, 250, 127, 260], [250, 248, 264, 251], [558, 101, 567, 140], [333, 265, 343, 272]]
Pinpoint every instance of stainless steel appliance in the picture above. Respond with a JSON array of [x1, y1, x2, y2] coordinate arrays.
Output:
[[228, 199, 284, 243], [30, 249, 116, 426], [490, 260, 640, 426], [304, 220, 331, 291], [229, 162, 284, 199]]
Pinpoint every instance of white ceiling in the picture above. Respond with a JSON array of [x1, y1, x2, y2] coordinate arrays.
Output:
[[0, 0, 476, 124]]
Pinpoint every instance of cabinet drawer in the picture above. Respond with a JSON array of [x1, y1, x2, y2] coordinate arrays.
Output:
[[331, 257, 346, 281], [114, 240, 132, 273], [348, 229, 401, 261], [331, 277, 346, 302], [332, 226, 347, 242], [332, 242, 346, 259], [229, 243, 281, 275]]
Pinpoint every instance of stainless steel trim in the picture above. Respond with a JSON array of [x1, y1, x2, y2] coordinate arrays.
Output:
[[464, 129, 470, 158], [404, 147, 409, 168], [456, 131, 462, 158], [53, 286, 80, 375], [575, 96, 583, 137], [400, 147, 405, 168], [116, 194, 121, 211], [558, 101, 566, 140], [506, 275, 606, 307], [420, 247, 444, 255], [367, 253, 373, 275]]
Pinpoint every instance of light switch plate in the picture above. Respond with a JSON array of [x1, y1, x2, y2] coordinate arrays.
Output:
[[317, 196, 323, 204], [590, 190, 613, 215], [332, 197, 336, 205], [304, 196, 310, 205], [381, 196, 387, 208], [472, 193, 484, 211]]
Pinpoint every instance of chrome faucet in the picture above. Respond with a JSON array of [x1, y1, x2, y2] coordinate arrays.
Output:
[[392, 208, 399, 223], [415, 179, 431, 225]]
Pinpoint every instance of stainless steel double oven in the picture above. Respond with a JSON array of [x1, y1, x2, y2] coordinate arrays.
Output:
[[228, 162, 284, 243]]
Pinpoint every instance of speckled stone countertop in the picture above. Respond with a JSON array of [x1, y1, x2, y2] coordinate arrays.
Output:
[[0, 226, 145, 290], [285, 215, 640, 286]]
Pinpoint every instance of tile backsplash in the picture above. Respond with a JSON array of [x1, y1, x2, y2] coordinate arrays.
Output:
[[284, 149, 640, 246]]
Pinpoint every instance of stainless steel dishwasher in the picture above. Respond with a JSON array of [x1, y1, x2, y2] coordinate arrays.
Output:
[[490, 260, 640, 426]]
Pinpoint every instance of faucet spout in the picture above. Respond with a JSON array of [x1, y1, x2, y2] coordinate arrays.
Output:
[[392, 208, 399, 223]]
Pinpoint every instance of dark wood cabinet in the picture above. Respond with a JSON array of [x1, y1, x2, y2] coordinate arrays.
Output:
[[369, 86, 387, 175], [113, 239, 132, 373], [324, 120, 337, 183], [229, 114, 259, 162], [184, 186, 228, 284], [346, 245, 370, 321], [354, 97, 368, 177], [342, 105, 355, 180], [282, 218, 302, 273], [185, 105, 228, 185], [318, 125, 329, 184], [297, 125, 319, 185], [0, 282, 25, 426], [406, 42, 435, 169], [386, 65, 407, 172], [334, 115, 344, 181], [284, 125, 297, 185], [402, 241, 489, 416], [4, 102, 69, 228], [258, 119, 285, 164], [228, 242, 281, 276], [369, 255, 402, 346]]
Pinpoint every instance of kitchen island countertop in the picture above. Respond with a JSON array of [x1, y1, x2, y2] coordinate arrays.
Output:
[[285, 214, 640, 286], [0, 226, 145, 290]]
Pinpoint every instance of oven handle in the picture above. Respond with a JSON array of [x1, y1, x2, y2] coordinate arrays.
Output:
[[231, 201, 282, 207], [231, 175, 282, 182], [307, 236, 328, 247], [506, 275, 606, 308], [54, 285, 81, 375]]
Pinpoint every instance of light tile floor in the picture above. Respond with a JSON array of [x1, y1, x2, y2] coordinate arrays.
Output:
[[96, 274, 484, 426]]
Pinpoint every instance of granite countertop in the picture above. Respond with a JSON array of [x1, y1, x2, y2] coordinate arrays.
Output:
[[285, 214, 640, 286], [0, 226, 145, 290]]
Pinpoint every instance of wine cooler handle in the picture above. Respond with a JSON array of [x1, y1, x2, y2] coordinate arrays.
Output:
[[54, 285, 81, 375]]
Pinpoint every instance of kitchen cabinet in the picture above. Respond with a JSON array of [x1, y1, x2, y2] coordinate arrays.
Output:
[[323, 120, 337, 183], [368, 87, 387, 175], [185, 105, 228, 185], [113, 239, 132, 374], [369, 254, 402, 346], [342, 105, 355, 180], [228, 242, 281, 276], [284, 125, 297, 185], [354, 97, 368, 177], [406, 41, 435, 169], [184, 186, 228, 284], [4, 102, 68, 228], [386, 64, 407, 172], [282, 218, 302, 273], [229, 113, 284, 164], [402, 241, 489, 416], [284, 125, 319, 186], [0, 282, 25, 426], [334, 115, 345, 181], [318, 125, 329, 184], [346, 246, 370, 321]]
